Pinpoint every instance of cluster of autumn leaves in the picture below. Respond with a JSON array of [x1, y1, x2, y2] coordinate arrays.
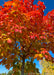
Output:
[[0, 0, 54, 70]]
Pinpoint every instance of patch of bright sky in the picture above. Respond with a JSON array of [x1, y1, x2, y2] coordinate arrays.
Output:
[[0, 0, 54, 74], [49, 51, 54, 58], [0, 64, 13, 74]]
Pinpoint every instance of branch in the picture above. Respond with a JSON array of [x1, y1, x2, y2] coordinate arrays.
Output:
[[12, 25, 23, 58], [18, 54, 23, 58], [26, 52, 37, 56], [26, 38, 36, 56]]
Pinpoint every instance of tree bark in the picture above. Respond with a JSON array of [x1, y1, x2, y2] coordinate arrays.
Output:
[[21, 57, 25, 75]]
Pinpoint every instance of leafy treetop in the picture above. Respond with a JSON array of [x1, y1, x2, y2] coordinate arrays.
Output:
[[0, 0, 54, 70]]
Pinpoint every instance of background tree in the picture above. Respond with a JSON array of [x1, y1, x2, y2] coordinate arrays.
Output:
[[7, 70, 13, 75], [1, 73, 6, 75], [0, 0, 54, 75], [40, 58, 54, 75], [24, 58, 40, 74]]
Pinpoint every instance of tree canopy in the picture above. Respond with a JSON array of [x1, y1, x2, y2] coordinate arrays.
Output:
[[0, 0, 54, 75]]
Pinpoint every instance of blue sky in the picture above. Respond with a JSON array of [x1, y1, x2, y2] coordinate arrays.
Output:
[[0, 0, 54, 74]]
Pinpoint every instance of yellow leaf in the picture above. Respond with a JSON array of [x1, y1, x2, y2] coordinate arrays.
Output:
[[11, 10, 16, 14], [17, 51, 20, 54], [12, 3, 16, 7], [6, 38, 10, 40], [2, 34, 6, 36], [1, 53, 3, 56], [0, 49, 1, 52], [39, 54, 43, 57]]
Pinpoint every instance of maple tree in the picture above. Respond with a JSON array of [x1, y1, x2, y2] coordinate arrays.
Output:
[[7, 70, 13, 75], [0, 0, 54, 75]]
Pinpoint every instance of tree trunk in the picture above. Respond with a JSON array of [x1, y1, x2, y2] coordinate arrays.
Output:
[[21, 57, 25, 75]]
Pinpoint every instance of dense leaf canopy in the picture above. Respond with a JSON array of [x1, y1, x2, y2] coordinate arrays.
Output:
[[0, 0, 54, 70]]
